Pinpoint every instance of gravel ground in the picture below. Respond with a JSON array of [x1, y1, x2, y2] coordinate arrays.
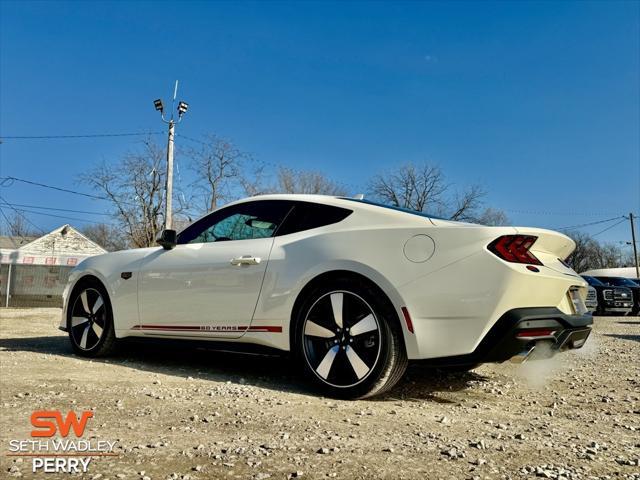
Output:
[[0, 308, 638, 480]]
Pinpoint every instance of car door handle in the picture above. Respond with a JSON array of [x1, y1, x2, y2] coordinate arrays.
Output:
[[230, 256, 261, 266]]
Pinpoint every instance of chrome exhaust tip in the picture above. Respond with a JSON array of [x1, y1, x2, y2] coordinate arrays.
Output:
[[510, 345, 536, 364]]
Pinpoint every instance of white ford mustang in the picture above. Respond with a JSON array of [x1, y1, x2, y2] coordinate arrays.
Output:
[[60, 194, 592, 398]]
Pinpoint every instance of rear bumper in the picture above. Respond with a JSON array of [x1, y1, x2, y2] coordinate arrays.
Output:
[[417, 307, 593, 367]]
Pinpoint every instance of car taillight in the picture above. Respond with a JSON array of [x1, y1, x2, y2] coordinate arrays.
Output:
[[487, 235, 542, 266]]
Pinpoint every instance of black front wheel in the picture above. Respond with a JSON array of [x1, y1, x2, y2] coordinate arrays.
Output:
[[293, 278, 407, 399], [67, 279, 117, 357]]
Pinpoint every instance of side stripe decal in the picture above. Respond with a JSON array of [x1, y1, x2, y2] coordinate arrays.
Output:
[[131, 324, 282, 333]]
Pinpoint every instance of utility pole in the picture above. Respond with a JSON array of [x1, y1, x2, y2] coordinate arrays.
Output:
[[153, 81, 189, 230], [630, 212, 639, 279], [165, 119, 175, 230]]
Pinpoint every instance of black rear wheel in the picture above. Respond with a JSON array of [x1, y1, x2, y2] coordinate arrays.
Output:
[[293, 277, 407, 399]]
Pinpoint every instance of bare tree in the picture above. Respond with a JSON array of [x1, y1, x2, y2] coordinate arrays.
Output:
[[2, 212, 39, 238], [80, 223, 128, 252], [595, 242, 627, 269], [473, 207, 510, 226], [563, 230, 629, 272], [185, 135, 250, 212], [564, 231, 596, 273], [448, 184, 487, 221], [369, 163, 447, 212], [274, 167, 347, 195], [368, 162, 493, 221], [239, 161, 270, 197], [80, 140, 170, 248]]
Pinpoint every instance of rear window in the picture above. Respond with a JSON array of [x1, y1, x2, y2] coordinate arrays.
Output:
[[340, 198, 444, 220], [277, 202, 352, 236]]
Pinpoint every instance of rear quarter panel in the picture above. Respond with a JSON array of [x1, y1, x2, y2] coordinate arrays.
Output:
[[257, 213, 586, 360], [252, 213, 520, 356]]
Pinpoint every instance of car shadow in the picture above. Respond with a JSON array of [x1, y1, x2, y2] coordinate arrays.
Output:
[[617, 321, 640, 325], [604, 333, 640, 343], [0, 334, 487, 402], [380, 365, 489, 402]]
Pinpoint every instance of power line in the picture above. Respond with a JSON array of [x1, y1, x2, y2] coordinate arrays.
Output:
[[0, 176, 161, 210], [176, 133, 208, 146], [0, 131, 163, 141], [0, 196, 46, 234], [592, 218, 628, 237], [559, 216, 624, 231], [0, 176, 112, 202], [505, 209, 623, 216], [0, 171, 635, 225], [8, 204, 105, 225], [0, 207, 32, 243], [0, 202, 111, 216], [0, 195, 115, 228]]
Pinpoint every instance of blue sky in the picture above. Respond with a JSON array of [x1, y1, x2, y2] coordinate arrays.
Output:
[[0, 1, 638, 247]]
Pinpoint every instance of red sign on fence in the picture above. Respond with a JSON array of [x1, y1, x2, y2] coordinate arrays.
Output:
[[66, 258, 78, 266], [22, 257, 34, 264]]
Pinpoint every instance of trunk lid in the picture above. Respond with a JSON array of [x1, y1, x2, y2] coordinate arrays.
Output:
[[513, 227, 579, 277]]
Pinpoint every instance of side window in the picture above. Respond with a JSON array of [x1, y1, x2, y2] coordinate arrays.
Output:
[[177, 201, 293, 244], [277, 202, 352, 236]]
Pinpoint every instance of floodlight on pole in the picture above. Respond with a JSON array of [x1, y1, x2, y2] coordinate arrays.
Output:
[[153, 99, 164, 113], [178, 101, 189, 117]]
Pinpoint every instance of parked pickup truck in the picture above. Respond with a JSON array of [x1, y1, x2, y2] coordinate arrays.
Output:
[[594, 277, 640, 316], [581, 276, 633, 316]]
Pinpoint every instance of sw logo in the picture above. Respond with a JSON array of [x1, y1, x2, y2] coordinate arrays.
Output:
[[8, 410, 116, 474], [29, 411, 95, 473], [30, 410, 93, 438]]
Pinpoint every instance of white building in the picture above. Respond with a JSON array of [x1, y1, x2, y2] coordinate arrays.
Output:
[[0, 225, 106, 307]]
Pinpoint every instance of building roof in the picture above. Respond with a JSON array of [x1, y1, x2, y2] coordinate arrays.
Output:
[[17, 224, 106, 256], [0, 224, 107, 265]]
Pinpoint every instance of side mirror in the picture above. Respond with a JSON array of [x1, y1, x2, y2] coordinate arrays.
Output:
[[157, 229, 177, 250]]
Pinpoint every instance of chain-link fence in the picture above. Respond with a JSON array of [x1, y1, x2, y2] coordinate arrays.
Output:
[[0, 264, 72, 307]]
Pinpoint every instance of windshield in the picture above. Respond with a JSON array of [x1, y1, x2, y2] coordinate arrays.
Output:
[[581, 275, 605, 287], [340, 198, 445, 220]]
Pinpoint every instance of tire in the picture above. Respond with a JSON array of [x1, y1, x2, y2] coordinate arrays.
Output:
[[67, 278, 117, 357], [292, 276, 407, 399]]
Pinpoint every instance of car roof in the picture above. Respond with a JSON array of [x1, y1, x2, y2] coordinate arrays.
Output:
[[229, 194, 440, 222], [233, 193, 341, 203]]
